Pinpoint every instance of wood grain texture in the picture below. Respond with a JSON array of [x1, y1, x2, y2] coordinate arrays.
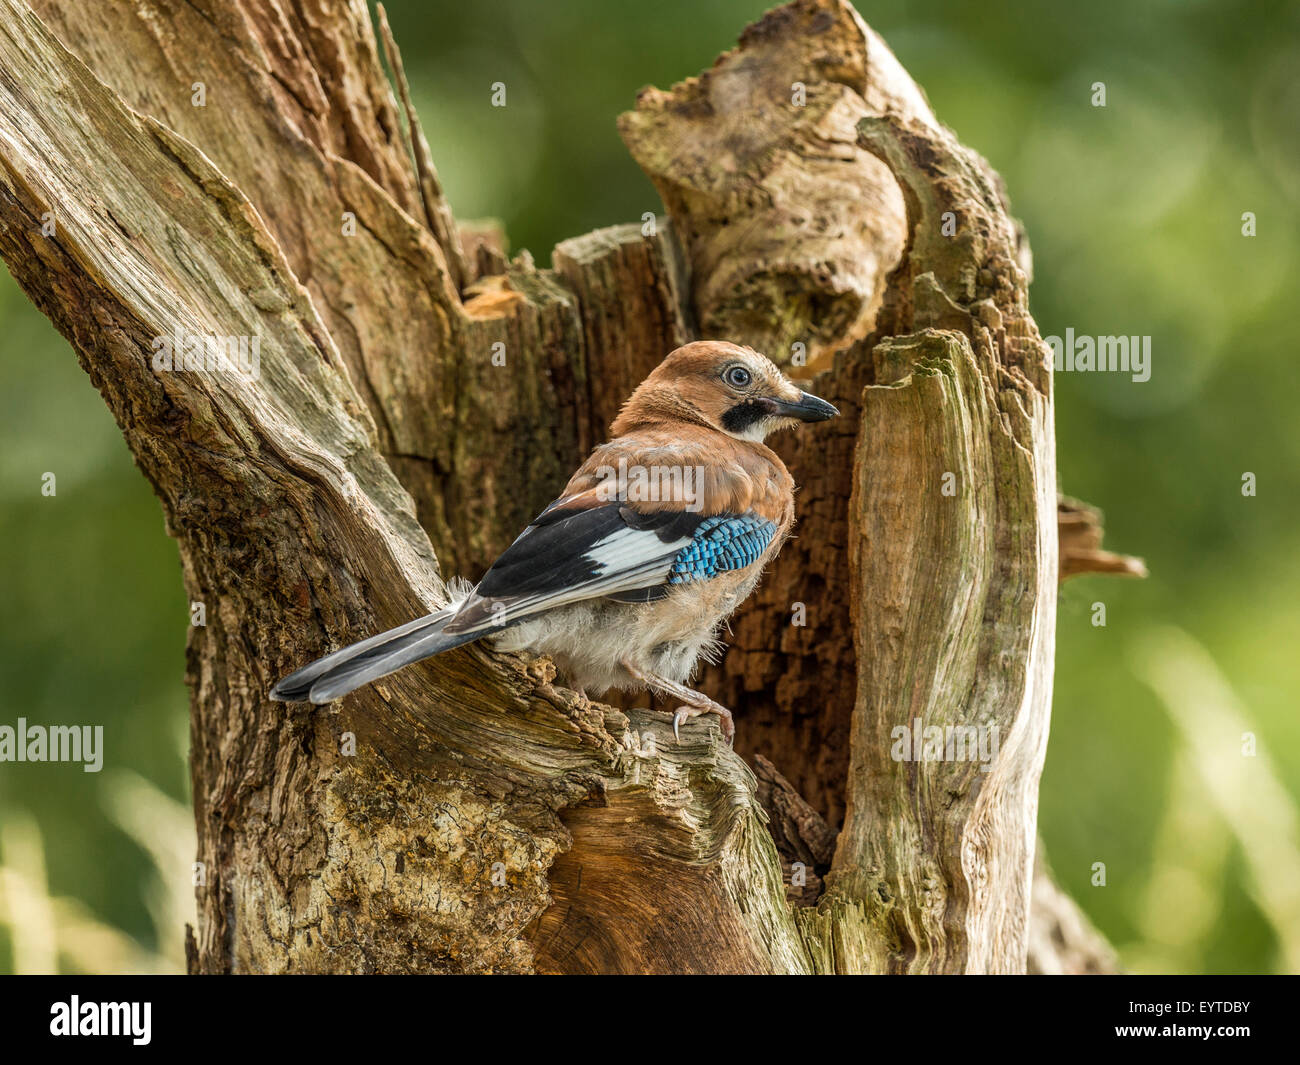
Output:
[[820, 113, 1058, 973]]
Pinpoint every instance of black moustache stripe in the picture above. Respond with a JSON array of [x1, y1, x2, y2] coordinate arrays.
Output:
[[722, 400, 768, 434]]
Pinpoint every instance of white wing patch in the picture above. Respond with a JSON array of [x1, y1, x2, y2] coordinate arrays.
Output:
[[445, 526, 692, 636], [584, 526, 694, 576]]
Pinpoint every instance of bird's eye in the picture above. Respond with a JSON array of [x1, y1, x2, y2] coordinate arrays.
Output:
[[724, 365, 752, 389]]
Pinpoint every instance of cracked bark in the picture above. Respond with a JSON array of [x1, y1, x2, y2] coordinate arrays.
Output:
[[1, 0, 1123, 973]]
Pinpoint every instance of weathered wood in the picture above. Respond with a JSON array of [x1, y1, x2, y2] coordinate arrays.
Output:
[[1058, 496, 1148, 581], [376, 3, 470, 292], [0, 0, 811, 975], [620, 0, 926, 369], [0, 0, 1118, 974], [754, 755, 837, 906], [27, 0, 653, 580], [818, 112, 1059, 973]]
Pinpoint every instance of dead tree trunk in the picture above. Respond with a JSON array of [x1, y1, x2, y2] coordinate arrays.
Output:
[[0, 0, 1124, 973]]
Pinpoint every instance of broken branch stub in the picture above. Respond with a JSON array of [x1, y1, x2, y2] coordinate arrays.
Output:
[[620, 0, 933, 369]]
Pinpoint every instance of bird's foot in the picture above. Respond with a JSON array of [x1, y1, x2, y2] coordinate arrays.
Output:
[[672, 700, 735, 746], [618, 657, 735, 746]]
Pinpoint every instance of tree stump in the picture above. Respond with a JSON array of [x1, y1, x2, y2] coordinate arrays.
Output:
[[0, 0, 1126, 973]]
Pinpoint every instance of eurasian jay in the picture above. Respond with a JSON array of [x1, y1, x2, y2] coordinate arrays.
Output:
[[271, 340, 838, 743]]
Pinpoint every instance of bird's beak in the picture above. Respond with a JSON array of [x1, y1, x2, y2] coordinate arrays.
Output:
[[768, 391, 840, 422]]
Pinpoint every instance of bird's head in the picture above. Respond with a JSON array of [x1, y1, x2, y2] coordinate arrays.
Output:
[[611, 341, 839, 442]]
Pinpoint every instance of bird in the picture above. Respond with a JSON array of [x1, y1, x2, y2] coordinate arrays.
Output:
[[270, 340, 838, 744]]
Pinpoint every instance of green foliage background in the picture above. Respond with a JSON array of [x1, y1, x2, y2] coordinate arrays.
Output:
[[1, 0, 1296, 973]]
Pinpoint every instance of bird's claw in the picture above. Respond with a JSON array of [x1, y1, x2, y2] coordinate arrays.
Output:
[[672, 703, 735, 746]]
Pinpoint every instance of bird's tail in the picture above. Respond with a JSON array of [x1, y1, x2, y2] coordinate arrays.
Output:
[[270, 603, 483, 705]]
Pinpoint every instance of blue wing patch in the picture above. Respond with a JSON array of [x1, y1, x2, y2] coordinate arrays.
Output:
[[668, 515, 777, 583]]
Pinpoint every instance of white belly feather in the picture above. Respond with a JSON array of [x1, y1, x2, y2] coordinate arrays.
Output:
[[489, 567, 763, 694]]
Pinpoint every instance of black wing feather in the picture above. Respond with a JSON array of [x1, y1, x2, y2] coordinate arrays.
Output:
[[475, 505, 703, 601], [444, 504, 706, 632]]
